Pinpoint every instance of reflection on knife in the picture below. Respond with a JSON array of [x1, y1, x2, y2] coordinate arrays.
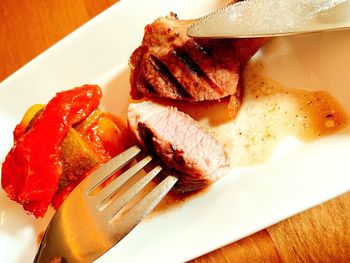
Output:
[[187, 0, 350, 38]]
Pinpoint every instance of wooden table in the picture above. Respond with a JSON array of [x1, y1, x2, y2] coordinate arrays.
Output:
[[1, 1, 349, 262]]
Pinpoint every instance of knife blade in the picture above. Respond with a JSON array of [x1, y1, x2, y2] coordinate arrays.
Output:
[[187, 0, 350, 38]]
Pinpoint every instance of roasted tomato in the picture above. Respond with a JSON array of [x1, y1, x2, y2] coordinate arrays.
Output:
[[1, 85, 130, 218]]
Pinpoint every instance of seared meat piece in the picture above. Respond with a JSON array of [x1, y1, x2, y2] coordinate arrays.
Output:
[[130, 13, 240, 102], [128, 101, 229, 192], [129, 13, 267, 116]]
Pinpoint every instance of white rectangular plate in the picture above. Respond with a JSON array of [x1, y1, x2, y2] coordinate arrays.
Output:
[[1, 0, 350, 262]]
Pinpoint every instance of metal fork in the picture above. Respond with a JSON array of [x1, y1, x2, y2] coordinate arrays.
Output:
[[34, 145, 178, 263]]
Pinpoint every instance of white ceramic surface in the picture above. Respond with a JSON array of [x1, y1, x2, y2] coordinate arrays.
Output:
[[1, 0, 350, 262]]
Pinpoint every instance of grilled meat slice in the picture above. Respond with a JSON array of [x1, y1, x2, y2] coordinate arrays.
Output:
[[129, 13, 267, 114], [130, 13, 240, 102], [128, 101, 229, 192]]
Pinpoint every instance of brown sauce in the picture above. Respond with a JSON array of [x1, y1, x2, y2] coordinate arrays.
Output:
[[172, 61, 348, 166]]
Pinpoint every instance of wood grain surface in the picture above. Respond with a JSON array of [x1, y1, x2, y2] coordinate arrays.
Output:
[[1, 1, 350, 262]]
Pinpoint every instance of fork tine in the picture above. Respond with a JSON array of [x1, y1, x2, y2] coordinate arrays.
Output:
[[103, 165, 163, 220], [110, 175, 178, 238], [94, 155, 153, 207], [84, 145, 141, 192]]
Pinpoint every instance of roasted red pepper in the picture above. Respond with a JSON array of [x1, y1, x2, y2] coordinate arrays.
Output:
[[1, 85, 102, 218]]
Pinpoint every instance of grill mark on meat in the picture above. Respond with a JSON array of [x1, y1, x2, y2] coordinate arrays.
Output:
[[149, 54, 192, 99], [142, 78, 158, 95], [172, 49, 205, 77], [172, 49, 223, 95]]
